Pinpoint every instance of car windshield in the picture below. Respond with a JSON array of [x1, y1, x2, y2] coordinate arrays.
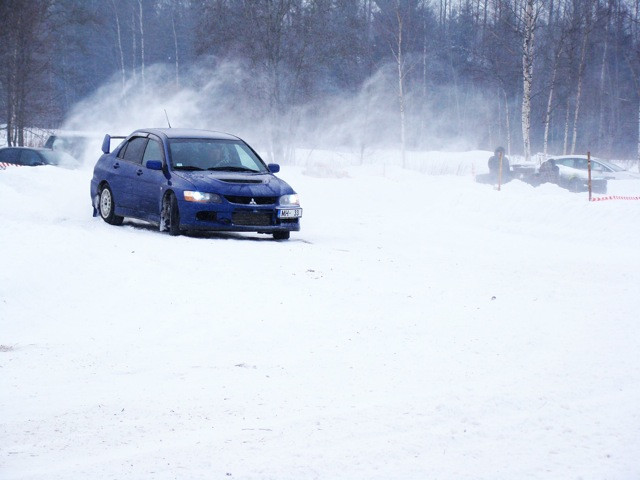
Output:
[[39, 149, 79, 167], [168, 139, 268, 173], [596, 159, 625, 172]]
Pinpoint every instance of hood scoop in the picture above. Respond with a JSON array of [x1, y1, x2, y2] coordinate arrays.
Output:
[[217, 178, 264, 184]]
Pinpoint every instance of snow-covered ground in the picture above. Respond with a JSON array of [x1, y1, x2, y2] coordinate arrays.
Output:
[[1, 151, 640, 479]]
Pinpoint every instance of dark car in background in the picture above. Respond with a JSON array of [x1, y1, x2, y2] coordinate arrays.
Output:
[[90, 128, 302, 240], [44, 130, 102, 166], [0, 146, 77, 169]]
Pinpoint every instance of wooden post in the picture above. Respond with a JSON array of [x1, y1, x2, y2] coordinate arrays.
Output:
[[587, 151, 592, 201], [497, 150, 503, 191]]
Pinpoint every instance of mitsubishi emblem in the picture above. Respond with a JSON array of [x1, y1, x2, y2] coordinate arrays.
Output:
[[249, 198, 257, 205]]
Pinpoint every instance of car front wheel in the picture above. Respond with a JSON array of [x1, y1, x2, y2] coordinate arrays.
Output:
[[160, 192, 181, 236], [273, 231, 290, 240], [99, 184, 124, 225]]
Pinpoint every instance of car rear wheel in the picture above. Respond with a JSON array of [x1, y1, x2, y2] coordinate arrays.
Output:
[[99, 184, 123, 225], [160, 192, 181, 236], [273, 231, 290, 240]]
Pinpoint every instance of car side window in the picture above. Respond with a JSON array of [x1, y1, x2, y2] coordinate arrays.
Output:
[[0, 148, 21, 164], [573, 158, 588, 170], [142, 138, 164, 165], [591, 162, 605, 172], [21, 150, 44, 166], [121, 137, 148, 164], [117, 142, 128, 159], [556, 158, 574, 168]]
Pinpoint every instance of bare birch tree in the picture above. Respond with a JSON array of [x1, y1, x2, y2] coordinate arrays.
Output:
[[0, 0, 52, 145], [392, 3, 407, 167], [131, 10, 137, 85], [520, 0, 538, 162], [542, 6, 568, 158], [543, 45, 562, 159], [138, 0, 146, 94], [111, 0, 126, 92], [375, 0, 419, 168], [172, 12, 179, 88], [570, 1, 593, 154]]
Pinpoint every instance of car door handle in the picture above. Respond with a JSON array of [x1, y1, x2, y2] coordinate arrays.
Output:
[[113, 162, 120, 169], [136, 169, 143, 176]]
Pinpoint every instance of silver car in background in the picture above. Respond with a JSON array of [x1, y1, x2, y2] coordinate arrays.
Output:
[[549, 155, 640, 193]]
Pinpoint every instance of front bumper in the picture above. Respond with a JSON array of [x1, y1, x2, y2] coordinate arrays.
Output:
[[178, 201, 302, 233]]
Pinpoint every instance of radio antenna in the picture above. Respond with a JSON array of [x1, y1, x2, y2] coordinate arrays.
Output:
[[164, 109, 172, 128]]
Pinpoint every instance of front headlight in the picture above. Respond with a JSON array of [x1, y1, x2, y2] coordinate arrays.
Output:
[[279, 194, 300, 206], [183, 191, 222, 203]]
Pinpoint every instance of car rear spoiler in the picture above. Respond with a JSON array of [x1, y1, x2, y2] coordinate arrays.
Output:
[[101, 134, 127, 154]]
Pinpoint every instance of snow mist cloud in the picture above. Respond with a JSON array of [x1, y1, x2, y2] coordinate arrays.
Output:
[[62, 59, 494, 167]]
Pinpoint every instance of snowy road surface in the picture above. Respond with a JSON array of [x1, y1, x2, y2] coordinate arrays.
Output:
[[1, 156, 640, 479]]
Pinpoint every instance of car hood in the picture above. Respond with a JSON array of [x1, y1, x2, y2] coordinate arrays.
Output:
[[604, 171, 640, 180], [171, 170, 295, 196]]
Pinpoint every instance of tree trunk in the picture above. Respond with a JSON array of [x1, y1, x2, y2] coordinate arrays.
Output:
[[421, 1, 427, 142], [504, 88, 511, 156], [112, 0, 126, 92], [563, 96, 571, 155], [138, 0, 146, 94], [131, 11, 137, 85], [543, 68, 556, 159], [172, 13, 179, 88], [597, 12, 610, 150], [6, 69, 14, 146], [544, 45, 562, 159], [521, 0, 536, 162], [637, 99, 640, 169], [396, 7, 406, 168], [571, 4, 591, 154]]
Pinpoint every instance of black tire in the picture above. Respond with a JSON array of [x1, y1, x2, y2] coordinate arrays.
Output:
[[273, 231, 290, 240], [160, 192, 181, 236], [99, 184, 124, 225]]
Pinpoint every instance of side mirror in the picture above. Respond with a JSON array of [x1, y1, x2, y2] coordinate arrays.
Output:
[[146, 160, 163, 171], [101, 134, 111, 154], [268, 163, 280, 174]]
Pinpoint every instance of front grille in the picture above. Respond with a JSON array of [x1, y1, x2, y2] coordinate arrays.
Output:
[[196, 211, 217, 222], [232, 211, 273, 226], [224, 195, 277, 205]]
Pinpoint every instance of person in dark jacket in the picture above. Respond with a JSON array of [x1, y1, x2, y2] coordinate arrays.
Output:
[[538, 159, 559, 184], [488, 146, 510, 182]]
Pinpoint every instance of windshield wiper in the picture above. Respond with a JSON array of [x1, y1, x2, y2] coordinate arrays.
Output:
[[207, 166, 260, 173], [172, 165, 204, 171]]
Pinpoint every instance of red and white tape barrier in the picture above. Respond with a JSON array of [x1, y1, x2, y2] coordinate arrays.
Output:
[[0, 162, 22, 170], [0, 162, 23, 169], [590, 195, 640, 202]]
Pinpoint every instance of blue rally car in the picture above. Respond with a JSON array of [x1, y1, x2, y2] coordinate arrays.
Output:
[[90, 128, 302, 240]]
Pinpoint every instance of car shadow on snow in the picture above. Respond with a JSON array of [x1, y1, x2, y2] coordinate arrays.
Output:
[[121, 219, 310, 243]]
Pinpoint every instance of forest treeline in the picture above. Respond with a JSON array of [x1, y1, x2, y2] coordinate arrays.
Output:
[[2, 0, 640, 161]]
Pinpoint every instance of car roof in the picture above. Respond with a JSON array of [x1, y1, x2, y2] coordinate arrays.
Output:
[[549, 155, 603, 161], [0, 146, 52, 152], [133, 128, 241, 141]]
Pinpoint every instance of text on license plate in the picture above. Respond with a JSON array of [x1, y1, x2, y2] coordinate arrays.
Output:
[[277, 208, 302, 219]]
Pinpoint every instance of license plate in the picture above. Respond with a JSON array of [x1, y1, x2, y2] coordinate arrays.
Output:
[[277, 208, 302, 219]]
